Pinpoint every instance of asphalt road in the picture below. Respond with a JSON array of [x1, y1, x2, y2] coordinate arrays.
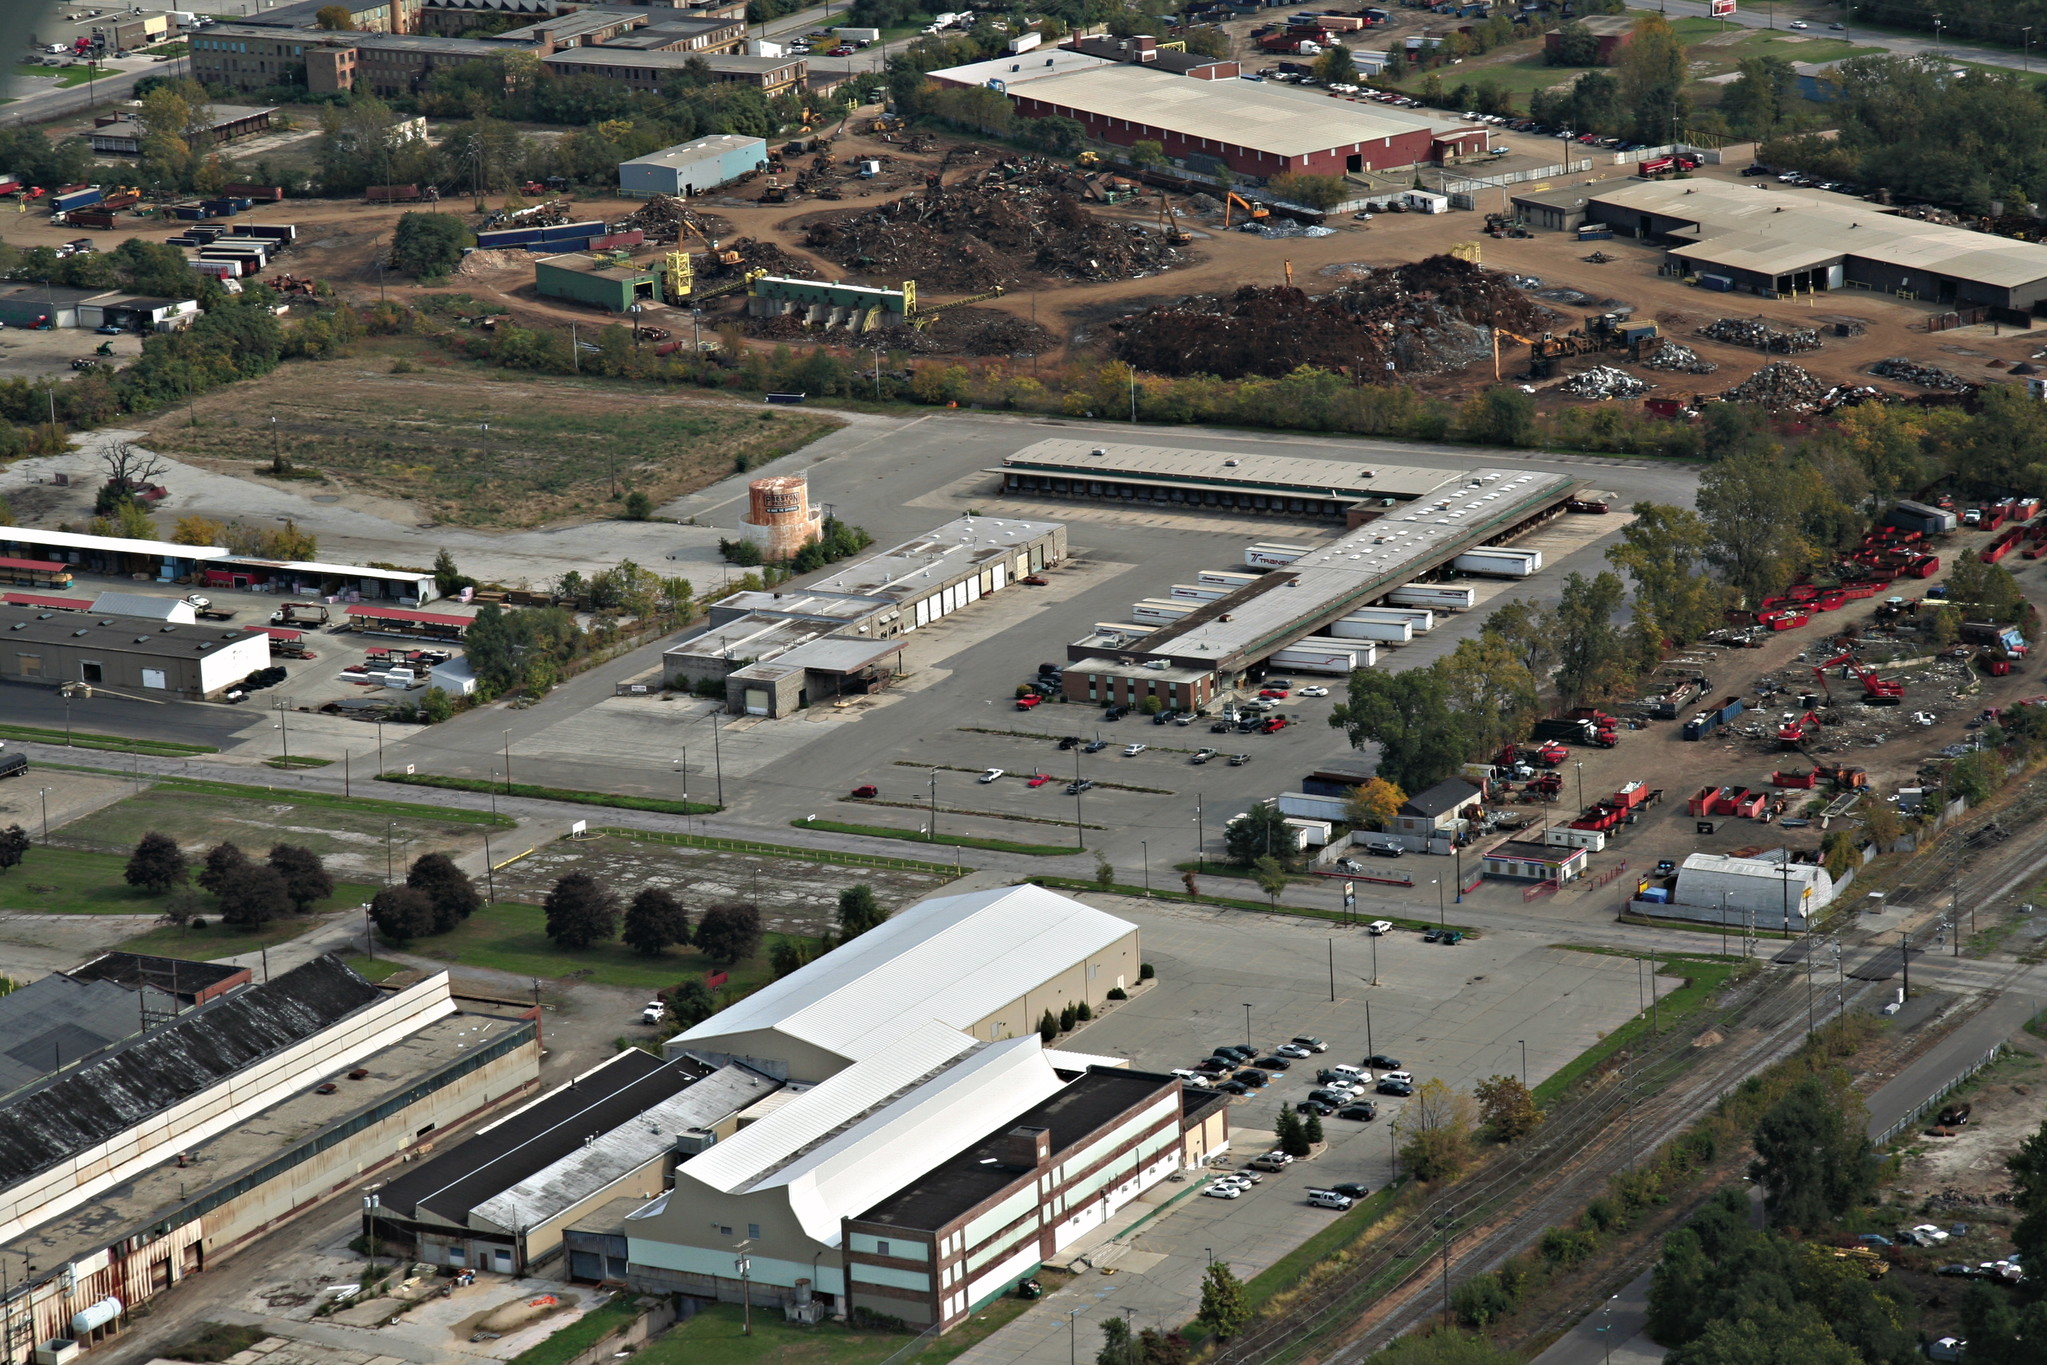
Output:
[[0, 62, 150, 128]]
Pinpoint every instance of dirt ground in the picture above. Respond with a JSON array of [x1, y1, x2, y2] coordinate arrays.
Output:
[[490, 831, 958, 938]]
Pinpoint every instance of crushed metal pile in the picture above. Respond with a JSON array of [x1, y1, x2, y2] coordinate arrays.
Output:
[[1638, 340, 1717, 374], [610, 194, 734, 244], [802, 160, 1186, 291], [1243, 221, 1336, 239], [1718, 361, 1828, 410], [916, 307, 1056, 357], [722, 237, 823, 280], [1871, 356, 1970, 391], [1557, 365, 1649, 399], [1110, 255, 1552, 380], [1699, 317, 1823, 353]]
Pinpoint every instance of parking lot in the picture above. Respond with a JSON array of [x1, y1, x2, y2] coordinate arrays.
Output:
[[948, 890, 1677, 1365]]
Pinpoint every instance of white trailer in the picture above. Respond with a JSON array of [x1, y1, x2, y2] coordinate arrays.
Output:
[[1199, 569, 1260, 590], [1326, 617, 1412, 643], [1453, 549, 1542, 577], [1130, 600, 1196, 625], [1170, 583, 1229, 602], [1387, 585, 1476, 611], [1244, 543, 1312, 569], [1277, 791, 1350, 821], [1342, 606, 1435, 632], [1006, 31, 1043, 53], [1270, 637, 1373, 674]]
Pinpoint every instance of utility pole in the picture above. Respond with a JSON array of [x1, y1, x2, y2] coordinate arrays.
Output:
[[928, 769, 938, 842]]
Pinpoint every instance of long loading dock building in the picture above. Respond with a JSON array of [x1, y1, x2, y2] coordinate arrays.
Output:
[[1013, 442, 1576, 689]]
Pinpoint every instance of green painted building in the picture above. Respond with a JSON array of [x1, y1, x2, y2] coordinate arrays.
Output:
[[534, 253, 660, 313]]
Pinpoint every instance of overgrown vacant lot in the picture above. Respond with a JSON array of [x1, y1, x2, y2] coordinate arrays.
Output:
[[143, 359, 839, 528]]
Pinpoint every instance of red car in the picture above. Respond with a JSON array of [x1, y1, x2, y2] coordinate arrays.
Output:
[[1261, 716, 1289, 733], [828, 44, 855, 54], [1022, 574, 1049, 586], [1017, 694, 1042, 709], [1026, 773, 1054, 787], [1259, 688, 1289, 699], [851, 784, 879, 799]]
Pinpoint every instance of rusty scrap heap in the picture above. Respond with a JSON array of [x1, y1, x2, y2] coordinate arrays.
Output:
[[801, 164, 1185, 291], [1110, 255, 1552, 380]]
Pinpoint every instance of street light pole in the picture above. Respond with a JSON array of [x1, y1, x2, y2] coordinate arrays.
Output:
[[1242, 1001, 1252, 1048], [928, 769, 938, 842], [1141, 840, 1149, 896], [37, 788, 48, 845], [1518, 1038, 1527, 1087], [503, 729, 513, 792], [709, 710, 724, 806]]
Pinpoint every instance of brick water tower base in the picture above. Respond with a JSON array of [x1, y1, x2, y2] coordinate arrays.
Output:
[[738, 474, 823, 561]]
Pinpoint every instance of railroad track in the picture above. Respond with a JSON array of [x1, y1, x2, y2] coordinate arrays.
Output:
[[1207, 965, 1841, 1365]]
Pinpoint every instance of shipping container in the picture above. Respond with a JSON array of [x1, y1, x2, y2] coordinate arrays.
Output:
[[1386, 584, 1476, 610], [1697, 273, 1735, 292], [1006, 30, 1044, 51], [238, 223, 296, 243], [475, 225, 548, 249], [1887, 499, 1958, 534], [52, 186, 103, 212], [588, 229, 645, 251], [538, 219, 607, 243], [366, 185, 423, 203]]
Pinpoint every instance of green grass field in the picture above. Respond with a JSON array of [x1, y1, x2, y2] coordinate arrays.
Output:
[[116, 914, 318, 962], [626, 1290, 1060, 1365], [0, 844, 380, 918], [395, 899, 812, 991], [10, 63, 99, 88], [53, 785, 507, 885], [1533, 956, 1743, 1106], [0, 722, 216, 756], [795, 818, 1070, 857], [508, 1298, 643, 1365]]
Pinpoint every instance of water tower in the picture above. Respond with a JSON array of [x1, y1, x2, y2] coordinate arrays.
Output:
[[738, 474, 823, 561]]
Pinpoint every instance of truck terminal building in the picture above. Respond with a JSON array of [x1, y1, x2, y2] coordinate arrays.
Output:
[[1512, 178, 2047, 311], [992, 440, 1576, 688]]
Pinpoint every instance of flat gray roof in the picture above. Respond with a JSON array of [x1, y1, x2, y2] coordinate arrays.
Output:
[[1078, 466, 1573, 668], [1003, 439, 1466, 502], [0, 603, 262, 660], [802, 515, 1063, 604]]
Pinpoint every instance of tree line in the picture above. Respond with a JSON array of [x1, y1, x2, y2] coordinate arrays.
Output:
[[122, 832, 336, 928]]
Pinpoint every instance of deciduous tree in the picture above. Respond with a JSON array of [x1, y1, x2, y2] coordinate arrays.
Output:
[[197, 841, 247, 896], [268, 844, 333, 913], [1474, 1075, 1543, 1143], [125, 831, 188, 893], [1345, 778, 1405, 832], [217, 863, 290, 928], [837, 884, 886, 940], [693, 899, 761, 964], [1329, 667, 1471, 792], [1750, 1074, 1877, 1229], [622, 887, 689, 956], [661, 979, 716, 1028], [1398, 1078, 1478, 1181], [1605, 503, 1730, 647], [370, 885, 436, 942], [406, 851, 481, 933], [543, 871, 619, 948], [1197, 1261, 1250, 1340], [0, 825, 27, 875]]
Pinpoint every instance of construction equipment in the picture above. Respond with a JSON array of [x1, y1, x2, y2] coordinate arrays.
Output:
[[1156, 192, 1191, 246], [908, 284, 1006, 329], [1776, 710, 1821, 746], [758, 176, 791, 204], [1482, 211, 1531, 239], [1813, 650, 1905, 706], [1223, 192, 1270, 229]]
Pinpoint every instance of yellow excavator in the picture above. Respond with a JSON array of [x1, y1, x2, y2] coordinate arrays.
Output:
[[1223, 192, 1270, 229], [1156, 192, 1191, 246]]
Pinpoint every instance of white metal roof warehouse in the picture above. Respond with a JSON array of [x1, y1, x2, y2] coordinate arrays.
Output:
[[670, 884, 1140, 1081]]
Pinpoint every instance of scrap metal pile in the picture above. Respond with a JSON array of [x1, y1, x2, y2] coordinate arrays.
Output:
[[1557, 365, 1649, 399], [719, 237, 823, 280], [610, 195, 735, 244], [1638, 340, 1717, 374], [1699, 317, 1823, 353], [1871, 356, 1970, 391], [802, 161, 1185, 291], [1717, 361, 1828, 410], [1110, 255, 1552, 380]]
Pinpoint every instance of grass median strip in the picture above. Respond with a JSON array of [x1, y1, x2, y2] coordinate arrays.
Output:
[[0, 722, 217, 757], [794, 818, 1076, 857], [846, 796, 1105, 830], [596, 826, 966, 874], [378, 772, 720, 817], [1533, 955, 1747, 1107], [148, 775, 517, 827], [1031, 874, 1467, 934], [893, 758, 1173, 795]]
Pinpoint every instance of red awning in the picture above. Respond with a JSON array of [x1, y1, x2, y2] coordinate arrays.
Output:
[[346, 605, 472, 628], [0, 556, 69, 573], [246, 626, 303, 642], [3, 593, 90, 610]]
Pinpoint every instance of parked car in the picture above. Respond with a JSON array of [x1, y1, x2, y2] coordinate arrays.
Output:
[[1238, 1070, 1270, 1088], [1249, 1151, 1295, 1170], [1083, 739, 1109, 753], [1261, 717, 1289, 734], [1123, 743, 1147, 756], [1331, 1182, 1370, 1199], [1297, 1099, 1334, 1117], [1307, 1190, 1354, 1211], [1440, 931, 1465, 945], [1309, 1088, 1353, 1107], [1203, 1183, 1243, 1199], [1364, 1054, 1402, 1070], [1376, 1078, 1414, 1096], [1298, 685, 1329, 697], [1265, 679, 1295, 689], [1379, 1070, 1414, 1086], [1337, 1103, 1379, 1121], [851, 784, 879, 798], [1195, 1058, 1233, 1074], [1220, 1044, 1260, 1060], [1423, 928, 1443, 942], [1017, 694, 1042, 710], [1291, 1035, 1328, 1052], [1220, 1080, 1253, 1095], [978, 767, 1004, 783], [640, 1000, 664, 1024], [1654, 859, 1676, 876], [1255, 1055, 1293, 1071], [1192, 748, 1218, 764], [1022, 573, 1049, 585], [1026, 773, 1054, 787], [1065, 778, 1095, 795], [1057, 735, 1080, 749], [1366, 920, 1393, 935], [1228, 753, 1250, 765]]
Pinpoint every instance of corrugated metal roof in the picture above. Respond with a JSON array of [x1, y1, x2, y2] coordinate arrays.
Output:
[[674, 885, 1136, 1069], [0, 956, 380, 1187], [1014, 64, 1477, 158], [470, 1064, 778, 1232], [651, 1028, 1068, 1243]]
